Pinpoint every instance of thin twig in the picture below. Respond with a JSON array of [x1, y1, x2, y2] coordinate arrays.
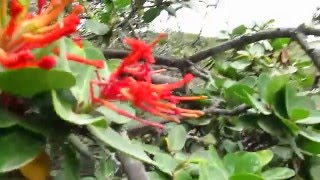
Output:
[[204, 104, 251, 116]]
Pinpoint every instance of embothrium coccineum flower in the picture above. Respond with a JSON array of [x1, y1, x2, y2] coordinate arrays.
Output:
[[91, 35, 206, 128], [0, 0, 104, 70]]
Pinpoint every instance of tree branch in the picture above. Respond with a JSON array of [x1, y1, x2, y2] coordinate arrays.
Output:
[[293, 24, 320, 71], [204, 104, 251, 116], [103, 26, 320, 68]]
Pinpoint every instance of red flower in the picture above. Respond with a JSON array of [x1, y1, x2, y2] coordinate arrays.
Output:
[[0, 0, 104, 70], [91, 35, 206, 128]]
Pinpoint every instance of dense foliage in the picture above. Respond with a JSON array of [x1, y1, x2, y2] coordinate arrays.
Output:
[[1, 0, 320, 180]]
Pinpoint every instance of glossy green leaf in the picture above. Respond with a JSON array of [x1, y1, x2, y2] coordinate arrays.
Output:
[[262, 167, 295, 180], [106, 59, 121, 72], [224, 84, 254, 105], [249, 44, 265, 57], [232, 25, 247, 36], [255, 150, 273, 167], [0, 68, 76, 97], [166, 124, 187, 151], [0, 128, 45, 172], [113, 0, 131, 9], [271, 38, 291, 50], [230, 60, 251, 70], [257, 118, 287, 137], [223, 152, 261, 174], [246, 92, 271, 115], [154, 153, 179, 175], [143, 8, 163, 23], [173, 170, 192, 180], [297, 136, 320, 154], [85, 20, 110, 35], [296, 111, 320, 124], [96, 102, 135, 124], [52, 91, 104, 125], [309, 156, 320, 180], [0, 109, 18, 128], [263, 74, 289, 104], [285, 83, 314, 120], [87, 125, 156, 165], [64, 38, 109, 105], [199, 162, 229, 180], [299, 127, 320, 143], [229, 173, 263, 180]]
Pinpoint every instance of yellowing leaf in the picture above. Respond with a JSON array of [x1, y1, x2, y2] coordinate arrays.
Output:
[[19, 150, 50, 180]]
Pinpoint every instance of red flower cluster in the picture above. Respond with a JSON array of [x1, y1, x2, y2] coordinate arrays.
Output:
[[91, 35, 206, 128], [0, 0, 104, 70]]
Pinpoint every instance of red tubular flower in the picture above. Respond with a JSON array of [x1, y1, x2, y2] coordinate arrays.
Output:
[[91, 35, 206, 128], [38, 0, 46, 14], [0, 0, 104, 70]]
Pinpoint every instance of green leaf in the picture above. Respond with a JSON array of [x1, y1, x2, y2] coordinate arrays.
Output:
[[262, 167, 295, 180], [0, 127, 45, 172], [229, 173, 263, 180], [56, 145, 80, 180], [143, 8, 163, 23], [263, 74, 290, 104], [257, 118, 287, 137], [166, 124, 187, 152], [249, 44, 265, 57], [230, 60, 251, 70], [297, 136, 320, 154], [52, 91, 104, 125], [199, 162, 229, 180], [271, 38, 291, 50], [85, 20, 110, 35], [0, 68, 76, 97], [224, 84, 254, 105], [246, 93, 271, 115], [147, 171, 169, 180], [87, 125, 156, 165], [272, 88, 289, 120], [95, 154, 117, 179], [154, 153, 179, 175], [285, 83, 314, 120], [113, 0, 131, 9], [239, 76, 257, 88], [106, 59, 121, 72], [64, 38, 109, 105], [223, 152, 261, 175], [296, 111, 320, 124], [173, 170, 192, 180], [299, 127, 320, 143], [232, 25, 247, 36], [309, 156, 320, 180], [255, 150, 273, 167], [0, 109, 17, 128], [96, 102, 135, 124], [257, 73, 270, 101]]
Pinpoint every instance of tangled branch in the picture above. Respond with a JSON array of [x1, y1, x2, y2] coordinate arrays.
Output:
[[103, 25, 320, 71]]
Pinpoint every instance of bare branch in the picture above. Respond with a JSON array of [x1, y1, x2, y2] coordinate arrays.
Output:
[[117, 152, 148, 180], [103, 26, 320, 69], [204, 104, 251, 116], [293, 24, 320, 71]]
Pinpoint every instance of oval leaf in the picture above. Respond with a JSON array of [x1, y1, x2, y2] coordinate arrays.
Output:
[[0, 128, 45, 172], [87, 125, 156, 166], [52, 91, 104, 125], [143, 8, 163, 23], [0, 68, 76, 97], [166, 124, 187, 152], [85, 20, 110, 35], [262, 167, 295, 180]]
